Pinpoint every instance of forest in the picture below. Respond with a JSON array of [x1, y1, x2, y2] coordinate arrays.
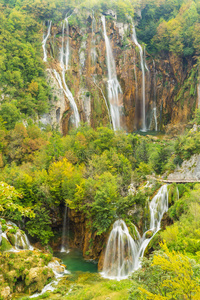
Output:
[[0, 0, 200, 299]]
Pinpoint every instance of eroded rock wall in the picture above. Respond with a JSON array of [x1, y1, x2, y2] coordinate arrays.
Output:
[[43, 9, 198, 133]]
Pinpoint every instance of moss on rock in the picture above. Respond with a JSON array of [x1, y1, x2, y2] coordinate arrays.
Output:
[[0, 237, 12, 252]]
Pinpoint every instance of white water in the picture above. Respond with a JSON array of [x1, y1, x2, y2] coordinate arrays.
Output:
[[153, 59, 158, 131], [102, 184, 169, 280], [144, 46, 149, 73], [59, 18, 80, 127], [148, 59, 157, 131], [149, 107, 157, 132], [102, 220, 140, 280], [91, 10, 97, 64], [101, 15, 122, 131], [30, 261, 70, 298], [133, 53, 138, 102], [42, 20, 52, 62], [1, 220, 33, 251], [60, 206, 69, 253], [14, 230, 34, 251], [131, 21, 146, 131]]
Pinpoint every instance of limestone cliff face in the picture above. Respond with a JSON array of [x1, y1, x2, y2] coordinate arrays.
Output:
[[43, 9, 198, 133], [68, 209, 106, 265]]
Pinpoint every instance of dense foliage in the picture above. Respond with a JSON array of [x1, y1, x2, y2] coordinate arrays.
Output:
[[1, 0, 200, 299]]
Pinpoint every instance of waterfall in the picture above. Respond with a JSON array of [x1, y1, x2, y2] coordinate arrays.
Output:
[[15, 230, 34, 251], [60, 206, 69, 253], [131, 21, 146, 132], [144, 47, 149, 74], [1, 220, 34, 251], [148, 59, 157, 131], [102, 220, 140, 280], [148, 107, 157, 132], [91, 10, 97, 64], [30, 261, 69, 298], [42, 20, 52, 62], [102, 184, 169, 280], [101, 15, 123, 131], [59, 18, 80, 128]]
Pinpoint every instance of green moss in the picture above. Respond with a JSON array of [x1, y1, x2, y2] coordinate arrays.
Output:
[[7, 232, 16, 246], [0, 237, 12, 252]]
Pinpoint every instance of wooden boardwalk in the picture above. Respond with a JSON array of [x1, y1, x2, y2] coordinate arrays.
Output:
[[147, 176, 200, 184]]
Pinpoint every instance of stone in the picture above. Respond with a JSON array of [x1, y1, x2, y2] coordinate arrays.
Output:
[[1, 286, 11, 299], [48, 260, 65, 274], [168, 154, 200, 181]]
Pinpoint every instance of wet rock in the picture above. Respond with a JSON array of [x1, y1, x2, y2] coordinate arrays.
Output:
[[48, 259, 65, 274], [145, 230, 153, 239]]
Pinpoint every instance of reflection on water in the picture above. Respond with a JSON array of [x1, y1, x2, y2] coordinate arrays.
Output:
[[54, 249, 98, 273]]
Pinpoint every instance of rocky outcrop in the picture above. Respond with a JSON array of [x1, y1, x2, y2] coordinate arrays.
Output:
[[0, 250, 60, 298], [168, 154, 200, 181], [68, 210, 106, 263]]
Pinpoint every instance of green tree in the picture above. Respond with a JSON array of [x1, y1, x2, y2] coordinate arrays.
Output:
[[0, 103, 21, 130]]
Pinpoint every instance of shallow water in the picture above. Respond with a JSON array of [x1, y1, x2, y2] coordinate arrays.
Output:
[[54, 249, 98, 273]]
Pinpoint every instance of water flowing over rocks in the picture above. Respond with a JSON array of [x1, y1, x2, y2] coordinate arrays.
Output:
[[101, 185, 169, 280], [0, 219, 69, 299], [41, 9, 197, 134]]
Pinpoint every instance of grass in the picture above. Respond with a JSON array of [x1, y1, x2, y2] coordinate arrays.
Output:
[[18, 273, 132, 300]]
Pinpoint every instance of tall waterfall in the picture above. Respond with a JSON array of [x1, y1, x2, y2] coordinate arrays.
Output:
[[42, 20, 52, 62], [102, 184, 169, 280], [149, 59, 157, 131], [59, 18, 80, 127], [101, 15, 123, 131], [91, 10, 97, 64], [60, 206, 69, 253], [131, 21, 146, 132]]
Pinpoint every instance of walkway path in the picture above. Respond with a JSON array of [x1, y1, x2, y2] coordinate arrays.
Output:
[[147, 176, 200, 184]]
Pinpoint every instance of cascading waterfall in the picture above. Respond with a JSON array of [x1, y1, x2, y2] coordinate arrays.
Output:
[[102, 184, 169, 280], [1, 220, 34, 251], [131, 21, 146, 132], [15, 230, 34, 251], [101, 15, 123, 131], [102, 220, 140, 280], [59, 18, 80, 127], [42, 20, 52, 62], [60, 206, 69, 253]]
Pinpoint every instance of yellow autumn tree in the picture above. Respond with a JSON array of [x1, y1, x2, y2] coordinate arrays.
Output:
[[48, 158, 83, 205], [139, 242, 200, 300]]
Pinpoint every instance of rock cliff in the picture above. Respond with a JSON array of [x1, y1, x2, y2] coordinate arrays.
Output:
[[42, 8, 198, 133]]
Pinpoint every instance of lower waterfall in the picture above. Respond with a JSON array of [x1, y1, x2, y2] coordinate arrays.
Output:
[[102, 184, 169, 280], [60, 205, 69, 253]]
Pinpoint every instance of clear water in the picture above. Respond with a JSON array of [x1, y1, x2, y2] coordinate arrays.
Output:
[[55, 249, 98, 273]]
